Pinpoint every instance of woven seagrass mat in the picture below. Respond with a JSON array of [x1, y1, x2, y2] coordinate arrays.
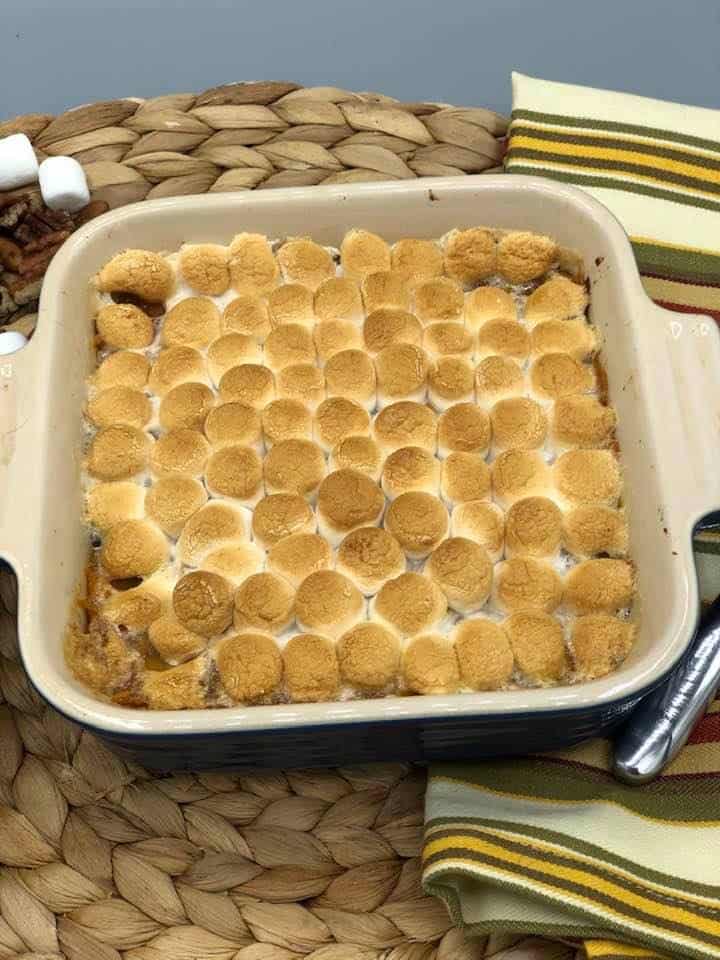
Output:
[[0, 82, 576, 960]]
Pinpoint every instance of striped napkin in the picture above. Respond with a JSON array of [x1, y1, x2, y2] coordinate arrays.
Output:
[[423, 74, 720, 960]]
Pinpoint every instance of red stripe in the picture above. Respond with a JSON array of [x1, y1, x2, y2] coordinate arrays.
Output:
[[687, 711, 720, 745], [649, 296, 720, 322]]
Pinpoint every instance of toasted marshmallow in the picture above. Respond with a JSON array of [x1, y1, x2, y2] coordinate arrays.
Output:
[[149, 346, 207, 396], [159, 382, 215, 431], [94, 351, 150, 391], [490, 398, 547, 451], [163, 297, 221, 348], [233, 572, 295, 635], [382, 446, 440, 499], [219, 364, 275, 408], [178, 501, 249, 566], [372, 572, 447, 637], [207, 333, 261, 385], [496, 231, 558, 284], [475, 355, 524, 406], [340, 228, 391, 280], [276, 363, 326, 411], [217, 632, 282, 703], [491, 450, 551, 508], [336, 526, 406, 596], [268, 283, 315, 328], [314, 319, 363, 362], [414, 277, 464, 324], [277, 238, 335, 290], [385, 491, 449, 559], [264, 323, 316, 371], [564, 559, 634, 614], [552, 396, 616, 451], [284, 634, 340, 703], [423, 322, 474, 360], [267, 533, 332, 587], [554, 450, 621, 506], [465, 286, 517, 329], [205, 402, 262, 450], [476, 320, 530, 362], [143, 656, 209, 710], [145, 475, 207, 536], [493, 558, 562, 614], [571, 614, 635, 680], [98, 249, 174, 303], [179, 244, 230, 296], [391, 238, 443, 281], [524, 275, 588, 324], [443, 228, 496, 284], [428, 357, 474, 411], [505, 497, 563, 558], [101, 520, 168, 579], [529, 353, 593, 403], [148, 615, 207, 666], [530, 319, 596, 361], [223, 294, 272, 341], [201, 542, 265, 585], [362, 270, 411, 314], [324, 349, 377, 410], [228, 233, 279, 296], [363, 308, 423, 354], [402, 634, 460, 694], [205, 445, 263, 505], [314, 277, 363, 324], [440, 452, 491, 506], [375, 342, 428, 405], [374, 401, 437, 454], [338, 623, 400, 692], [87, 425, 151, 480], [504, 612, 568, 684], [262, 399, 312, 446], [425, 537, 493, 613], [95, 302, 155, 350], [264, 438, 326, 498], [331, 435, 382, 480], [87, 387, 151, 429], [453, 619, 514, 690], [317, 469, 385, 545], [438, 402, 491, 457], [173, 569, 234, 637], [295, 570, 364, 638], [450, 500, 505, 562], [563, 505, 629, 558], [314, 397, 371, 452], [86, 481, 145, 531], [150, 429, 209, 477], [252, 493, 315, 548]]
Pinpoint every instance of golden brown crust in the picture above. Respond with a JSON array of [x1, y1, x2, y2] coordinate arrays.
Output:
[[228, 233, 279, 296], [530, 319, 596, 360], [524, 275, 588, 323], [490, 398, 547, 450], [276, 363, 326, 409], [277, 238, 335, 290], [552, 396, 617, 448], [385, 491, 448, 558], [382, 446, 439, 497], [505, 497, 563, 557], [205, 445, 263, 501], [423, 322, 474, 358], [87, 387, 151, 429], [491, 449, 550, 505], [201, 543, 264, 584], [159, 382, 215, 431], [504, 612, 567, 684], [571, 614, 636, 679], [179, 244, 230, 296], [149, 346, 206, 395], [428, 357, 474, 405], [163, 297, 221, 348], [362, 270, 412, 314], [207, 333, 261, 384], [554, 450, 621, 505], [98, 249, 174, 302], [363, 308, 423, 354], [87, 425, 151, 480], [317, 469, 385, 533], [441, 452, 491, 503], [314, 277, 363, 324], [219, 363, 275, 407], [391, 239, 443, 281], [454, 619, 514, 691], [252, 493, 314, 547], [338, 623, 400, 692], [148, 616, 207, 665], [438, 402, 491, 455], [564, 559, 634, 614], [324, 349, 376, 405], [178, 501, 247, 566], [223, 294, 272, 340], [262, 399, 312, 445], [294, 570, 363, 636], [414, 277, 464, 324], [444, 228, 496, 284], [496, 231, 558, 284], [264, 323, 316, 371], [530, 353, 593, 399], [465, 285, 516, 328], [101, 520, 168, 578], [374, 401, 437, 453], [96, 303, 154, 349], [173, 570, 234, 637], [284, 633, 340, 702], [233, 572, 295, 634], [336, 526, 405, 593], [217, 633, 282, 703], [145, 475, 207, 536], [268, 283, 315, 328], [450, 500, 505, 558], [264, 438, 325, 497], [314, 319, 363, 362], [331, 435, 382, 478], [205, 402, 262, 448], [375, 343, 428, 399], [86, 481, 144, 531], [94, 351, 150, 391], [426, 537, 493, 610], [563, 505, 628, 558], [340, 229, 391, 280], [143, 657, 208, 710], [374, 572, 447, 636], [268, 533, 332, 586], [403, 634, 459, 694], [495, 558, 562, 613], [476, 319, 530, 361], [475, 355, 524, 401], [150, 429, 210, 477]]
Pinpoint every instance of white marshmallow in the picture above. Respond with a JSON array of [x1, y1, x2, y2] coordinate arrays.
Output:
[[39, 156, 90, 213], [0, 134, 39, 191], [0, 331, 28, 355]]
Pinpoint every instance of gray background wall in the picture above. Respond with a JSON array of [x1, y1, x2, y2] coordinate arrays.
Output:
[[2, 0, 719, 119]]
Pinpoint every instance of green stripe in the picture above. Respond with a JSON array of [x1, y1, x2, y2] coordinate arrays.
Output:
[[426, 825, 720, 912], [632, 242, 720, 285], [507, 146, 720, 199], [426, 816, 720, 897], [504, 163, 720, 216], [511, 109, 720, 157], [511, 123, 720, 173], [428, 838, 720, 948], [431, 760, 720, 821]]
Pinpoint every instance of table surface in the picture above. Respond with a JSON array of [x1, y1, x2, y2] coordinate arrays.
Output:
[[2, 0, 719, 120]]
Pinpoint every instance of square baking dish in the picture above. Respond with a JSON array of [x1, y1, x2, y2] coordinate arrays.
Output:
[[2, 175, 718, 771]]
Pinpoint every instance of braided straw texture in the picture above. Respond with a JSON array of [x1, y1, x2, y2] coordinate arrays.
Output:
[[0, 81, 507, 205], [0, 569, 575, 960]]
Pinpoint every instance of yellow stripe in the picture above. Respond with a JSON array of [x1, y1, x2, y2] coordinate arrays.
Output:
[[431, 775, 720, 828], [506, 154, 720, 203], [585, 939, 663, 958], [632, 234, 720, 259], [510, 117, 720, 164], [512, 135, 720, 187], [425, 834, 720, 938], [423, 852, 702, 954], [642, 277, 720, 312]]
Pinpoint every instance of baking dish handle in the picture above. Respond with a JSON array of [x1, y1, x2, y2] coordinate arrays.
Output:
[[0, 340, 40, 581]]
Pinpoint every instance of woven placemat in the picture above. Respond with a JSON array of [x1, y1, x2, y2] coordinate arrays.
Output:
[[0, 82, 574, 960]]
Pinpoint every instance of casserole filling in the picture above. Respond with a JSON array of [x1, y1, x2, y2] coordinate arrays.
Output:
[[67, 228, 636, 709]]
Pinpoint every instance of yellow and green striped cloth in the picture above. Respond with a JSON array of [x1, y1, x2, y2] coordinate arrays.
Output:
[[423, 74, 720, 960]]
